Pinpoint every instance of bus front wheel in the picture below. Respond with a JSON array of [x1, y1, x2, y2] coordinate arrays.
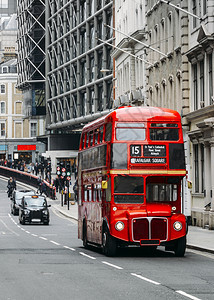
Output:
[[174, 236, 186, 257], [102, 227, 117, 257]]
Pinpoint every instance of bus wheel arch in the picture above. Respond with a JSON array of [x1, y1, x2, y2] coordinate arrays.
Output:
[[102, 222, 117, 257]]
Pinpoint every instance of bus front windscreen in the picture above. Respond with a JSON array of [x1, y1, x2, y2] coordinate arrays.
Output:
[[114, 176, 144, 204]]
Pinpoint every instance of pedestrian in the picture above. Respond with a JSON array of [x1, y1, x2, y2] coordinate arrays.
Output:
[[54, 175, 59, 193], [37, 176, 42, 193], [40, 181, 47, 196], [73, 180, 78, 202], [7, 177, 16, 198]]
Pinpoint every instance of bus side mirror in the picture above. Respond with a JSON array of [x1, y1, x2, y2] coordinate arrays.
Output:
[[102, 181, 108, 189]]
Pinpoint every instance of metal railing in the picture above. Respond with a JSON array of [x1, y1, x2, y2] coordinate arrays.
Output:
[[0, 166, 56, 200]]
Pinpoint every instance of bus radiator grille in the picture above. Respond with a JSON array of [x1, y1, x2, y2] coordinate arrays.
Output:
[[133, 218, 167, 242]]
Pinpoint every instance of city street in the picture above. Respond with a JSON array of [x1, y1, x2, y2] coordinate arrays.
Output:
[[0, 178, 213, 300]]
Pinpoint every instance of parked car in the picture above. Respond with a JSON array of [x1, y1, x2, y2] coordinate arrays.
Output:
[[19, 195, 51, 225], [11, 190, 36, 216]]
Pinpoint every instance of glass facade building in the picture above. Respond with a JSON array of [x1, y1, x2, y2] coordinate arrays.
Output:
[[46, 0, 113, 132]]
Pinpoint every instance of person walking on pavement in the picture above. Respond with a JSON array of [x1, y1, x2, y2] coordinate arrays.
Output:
[[40, 181, 47, 196], [37, 176, 42, 194]]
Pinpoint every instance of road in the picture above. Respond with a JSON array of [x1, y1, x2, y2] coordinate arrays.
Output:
[[0, 178, 214, 300]]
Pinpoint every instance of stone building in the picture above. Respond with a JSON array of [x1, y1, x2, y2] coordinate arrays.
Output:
[[0, 59, 45, 163], [185, 1, 214, 229], [113, 0, 147, 107]]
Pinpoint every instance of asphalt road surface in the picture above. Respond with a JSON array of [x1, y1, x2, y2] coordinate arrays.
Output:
[[0, 178, 214, 300]]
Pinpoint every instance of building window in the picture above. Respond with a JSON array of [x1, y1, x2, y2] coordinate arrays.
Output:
[[15, 122, 22, 138], [15, 101, 22, 115], [208, 53, 213, 105], [200, 60, 204, 107], [2, 66, 8, 73], [203, 0, 207, 15], [0, 0, 8, 8], [0, 84, 5, 94], [0, 123, 5, 137], [0, 101, 5, 114], [194, 144, 199, 193], [193, 64, 198, 110], [192, 0, 197, 28], [30, 123, 37, 137]]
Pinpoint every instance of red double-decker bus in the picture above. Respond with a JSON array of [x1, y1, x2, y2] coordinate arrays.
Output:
[[77, 106, 187, 256]]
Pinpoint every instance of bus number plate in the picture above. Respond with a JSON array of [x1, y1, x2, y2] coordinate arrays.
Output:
[[130, 145, 141, 157]]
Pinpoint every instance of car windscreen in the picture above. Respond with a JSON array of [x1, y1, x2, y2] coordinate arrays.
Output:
[[16, 191, 35, 200], [24, 198, 47, 207]]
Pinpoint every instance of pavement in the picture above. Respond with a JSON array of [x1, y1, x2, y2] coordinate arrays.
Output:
[[50, 194, 214, 255]]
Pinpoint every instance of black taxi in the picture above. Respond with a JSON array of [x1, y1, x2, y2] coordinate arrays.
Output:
[[19, 195, 51, 225]]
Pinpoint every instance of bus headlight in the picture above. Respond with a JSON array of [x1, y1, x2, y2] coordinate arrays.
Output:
[[173, 221, 182, 231], [115, 221, 124, 231]]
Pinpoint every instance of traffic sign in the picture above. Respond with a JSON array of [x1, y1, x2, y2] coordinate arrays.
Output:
[[67, 176, 71, 181], [57, 166, 60, 171], [62, 172, 66, 176], [62, 168, 66, 172], [57, 171, 61, 175]]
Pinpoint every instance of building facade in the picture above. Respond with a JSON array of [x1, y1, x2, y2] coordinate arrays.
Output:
[[0, 59, 45, 163], [16, 0, 46, 119], [46, 0, 113, 136], [0, 14, 18, 62], [45, 0, 113, 171], [186, 0, 214, 229], [0, 0, 17, 17], [113, 0, 147, 107]]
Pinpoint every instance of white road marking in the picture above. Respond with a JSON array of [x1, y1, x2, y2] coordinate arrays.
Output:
[[50, 240, 61, 246], [25, 231, 30, 234], [39, 236, 48, 241], [79, 252, 96, 260], [102, 261, 123, 270], [31, 234, 38, 237], [0, 218, 19, 236], [176, 290, 202, 300], [131, 273, 161, 285], [63, 246, 76, 251]]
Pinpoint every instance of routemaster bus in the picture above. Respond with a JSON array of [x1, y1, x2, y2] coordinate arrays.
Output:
[[77, 106, 187, 256]]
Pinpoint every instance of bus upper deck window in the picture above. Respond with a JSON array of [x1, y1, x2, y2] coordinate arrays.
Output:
[[81, 133, 85, 149], [100, 126, 104, 143], [150, 123, 179, 141], [90, 131, 94, 147], [116, 123, 145, 141], [86, 133, 89, 148], [105, 123, 112, 142], [94, 129, 99, 145]]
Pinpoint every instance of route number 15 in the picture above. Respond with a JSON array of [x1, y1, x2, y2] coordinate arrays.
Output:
[[130, 145, 141, 157]]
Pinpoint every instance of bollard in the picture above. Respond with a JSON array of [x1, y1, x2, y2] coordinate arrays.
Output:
[[67, 194, 69, 210]]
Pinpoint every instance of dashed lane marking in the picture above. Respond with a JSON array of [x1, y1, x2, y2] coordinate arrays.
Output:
[[131, 273, 161, 285], [50, 240, 61, 246], [39, 236, 48, 241], [102, 261, 123, 270], [63, 246, 75, 251], [176, 290, 202, 300], [79, 252, 96, 260]]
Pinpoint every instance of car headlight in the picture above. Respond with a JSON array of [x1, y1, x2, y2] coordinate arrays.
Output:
[[24, 210, 30, 215], [173, 221, 182, 231], [43, 210, 48, 215], [115, 221, 124, 231]]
